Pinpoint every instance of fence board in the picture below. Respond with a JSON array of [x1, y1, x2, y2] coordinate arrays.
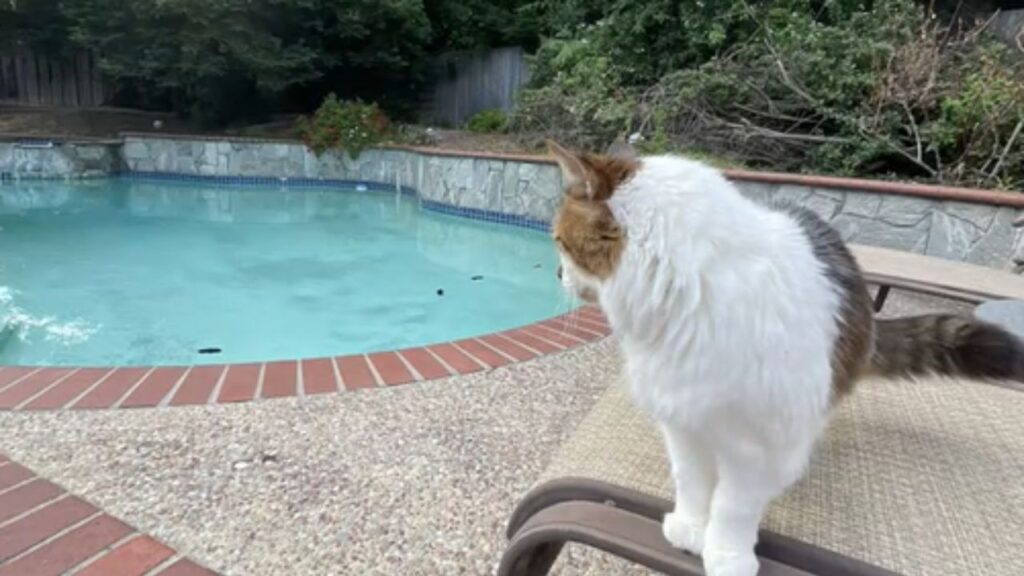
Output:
[[0, 57, 15, 100], [0, 47, 109, 107], [76, 52, 90, 106], [420, 46, 530, 127], [23, 51, 39, 104], [91, 53, 105, 106]]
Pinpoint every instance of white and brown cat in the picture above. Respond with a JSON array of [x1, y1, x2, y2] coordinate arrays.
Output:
[[546, 139, 1024, 576]]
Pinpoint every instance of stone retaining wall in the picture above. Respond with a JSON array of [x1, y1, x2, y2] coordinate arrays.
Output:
[[121, 135, 563, 222], [738, 181, 1023, 270], [5, 133, 1021, 271], [0, 140, 121, 179], [120, 134, 1024, 270]]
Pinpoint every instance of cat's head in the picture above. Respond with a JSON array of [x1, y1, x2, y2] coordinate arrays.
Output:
[[547, 139, 637, 303]]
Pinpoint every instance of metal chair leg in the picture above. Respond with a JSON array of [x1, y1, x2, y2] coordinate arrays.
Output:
[[873, 285, 891, 312]]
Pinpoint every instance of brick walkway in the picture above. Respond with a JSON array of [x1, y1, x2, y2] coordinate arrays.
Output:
[[0, 301, 612, 575], [0, 454, 219, 576], [0, 308, 610, 412], [0, 308, 613, 574]]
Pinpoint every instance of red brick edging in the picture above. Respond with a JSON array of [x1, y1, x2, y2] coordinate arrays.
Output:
[[0, 455, 219, 576], [0, 307, 610, 412]]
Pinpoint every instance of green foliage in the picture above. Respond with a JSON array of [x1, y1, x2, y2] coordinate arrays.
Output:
[[465, 109, 509, 133], [297, 95, 391, 158], [924, 47, 1024, 188], [511, 38, 636, 149], [425, 0, 539, 50], [513, 0, 1024, 188], [59, 0, 435, 124], [0, 0, 72, 54], [522, 0, 608, 38], [2, 0, 547, 124], [526, 0, 758, 85]]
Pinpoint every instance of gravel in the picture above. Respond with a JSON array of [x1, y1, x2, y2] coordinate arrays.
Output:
[[0, 341, 619, 576]]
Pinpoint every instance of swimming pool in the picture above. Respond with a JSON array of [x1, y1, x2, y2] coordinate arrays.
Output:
[[0, 178, 569, 367]]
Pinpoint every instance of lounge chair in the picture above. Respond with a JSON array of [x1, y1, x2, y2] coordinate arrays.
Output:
[[500, 245, 1024, 576]]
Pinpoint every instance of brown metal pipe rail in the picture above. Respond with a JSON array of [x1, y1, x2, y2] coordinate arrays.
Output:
[[500, 478, 901, 576]]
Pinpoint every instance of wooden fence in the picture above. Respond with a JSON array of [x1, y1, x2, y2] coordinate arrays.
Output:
[[0, 47, 110, 107], [1, 44, 533, 116], [420, 46, 530, 127]]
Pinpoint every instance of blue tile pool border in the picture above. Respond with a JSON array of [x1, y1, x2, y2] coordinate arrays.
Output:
[[0, 172, 110, 182], [122, 170, 552, 231], [419, 199, 550, 232], [2, 169, 552, 232], [122, 170, 418, 195]]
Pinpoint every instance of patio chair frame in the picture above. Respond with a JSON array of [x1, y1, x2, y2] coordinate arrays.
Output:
[[500, 477, 899, 576], [499, 244, 1024, 576]]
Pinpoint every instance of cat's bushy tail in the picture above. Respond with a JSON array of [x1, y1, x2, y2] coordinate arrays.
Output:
[[868, 315, 1024, 381]]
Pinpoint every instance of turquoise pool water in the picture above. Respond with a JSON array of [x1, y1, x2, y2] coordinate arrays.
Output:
[[0, 178, 568, 367]]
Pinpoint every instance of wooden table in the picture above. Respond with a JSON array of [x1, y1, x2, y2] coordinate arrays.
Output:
[[851, 244, 1024, 311]]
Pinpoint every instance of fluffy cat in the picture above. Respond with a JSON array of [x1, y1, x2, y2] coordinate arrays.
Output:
[[546, 139, 1024, 576]]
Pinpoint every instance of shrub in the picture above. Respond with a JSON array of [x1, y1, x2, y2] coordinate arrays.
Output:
[[511, 0, 1024, 189], [465, 109, 509, 133], [297, 95, 391, 158], [509, 38, 636, 150]]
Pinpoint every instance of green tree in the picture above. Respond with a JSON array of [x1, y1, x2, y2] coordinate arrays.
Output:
[[64, 0, 323, 121], [63, 0, 434, 123], [5, 0, 546, 122], [0, 0, 74, 54], [424, 0, 538, 50], [513, 0, 1024, 188], [295, 0, 433, 118]]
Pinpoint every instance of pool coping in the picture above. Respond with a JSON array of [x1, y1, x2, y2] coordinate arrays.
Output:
[[0, 169, 597, 410], [9, 133, 1019, 411], [5, 130, 1023, 205], [0, 454, 219, 575], [0, 306, 610, 412], [112, 131, 1024, 206], [119, 171, 552, 231]]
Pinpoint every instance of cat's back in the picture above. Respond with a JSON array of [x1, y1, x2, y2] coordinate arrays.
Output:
[[627, 154, 734, 196], [608, 153, 750, 239]]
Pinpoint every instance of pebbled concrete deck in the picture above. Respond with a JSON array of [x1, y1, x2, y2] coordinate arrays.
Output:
[[0, 291, 966, 576]]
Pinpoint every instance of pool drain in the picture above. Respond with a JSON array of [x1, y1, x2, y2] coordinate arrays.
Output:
[[198, 347, 222, 354]]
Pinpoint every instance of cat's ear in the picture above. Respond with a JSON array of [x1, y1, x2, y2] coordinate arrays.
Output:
[[605, 137, 636, 162], [546, 139, 596, 200]]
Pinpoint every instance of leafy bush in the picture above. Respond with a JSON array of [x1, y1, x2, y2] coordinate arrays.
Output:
[[297, 95, 391, 158], [510, 38, 636, 150], [512, 0, 1024, 188], [29, 0, 437, 124], [426, 0, 540, 51], [465, 109, 509, 133]]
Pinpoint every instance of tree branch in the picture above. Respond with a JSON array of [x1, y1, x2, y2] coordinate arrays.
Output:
[[727, 119, 849, 144], [988, 118, 1024, 183], [901, 100, 923, 162]]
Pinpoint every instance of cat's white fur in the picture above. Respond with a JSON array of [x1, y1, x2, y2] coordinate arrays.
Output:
[[558, 156, 843, 576]]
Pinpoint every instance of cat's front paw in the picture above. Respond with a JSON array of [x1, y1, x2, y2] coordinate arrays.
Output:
[[702, 547, 759, 576], [662, 511, 705, 555]]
